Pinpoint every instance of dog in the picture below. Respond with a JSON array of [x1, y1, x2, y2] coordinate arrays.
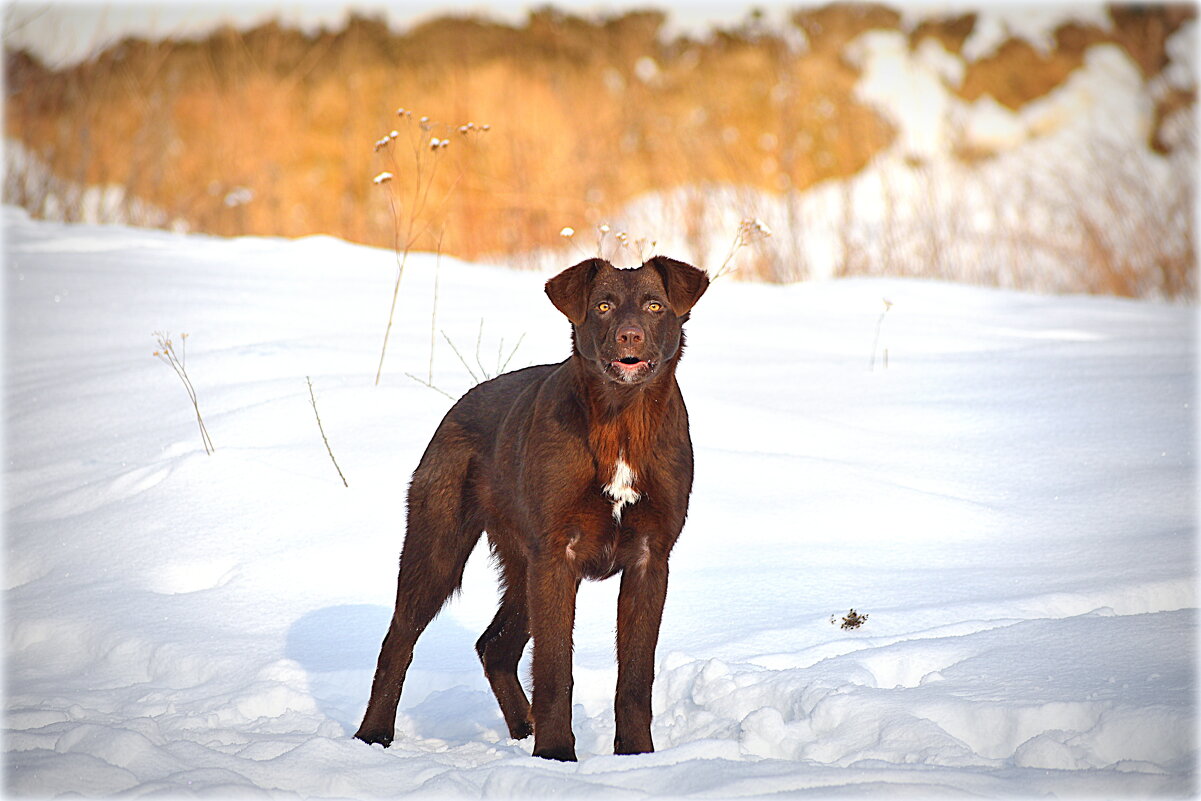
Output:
[[354, 256, 709, 761]]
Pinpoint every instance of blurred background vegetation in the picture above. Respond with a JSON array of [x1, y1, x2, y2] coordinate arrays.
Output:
[[4, 3, 1196, 297]]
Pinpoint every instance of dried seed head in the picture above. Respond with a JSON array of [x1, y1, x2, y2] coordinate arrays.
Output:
[[738, 217, 772, 242], [373, 171, 394, 185], [560, 227, 575, 238]]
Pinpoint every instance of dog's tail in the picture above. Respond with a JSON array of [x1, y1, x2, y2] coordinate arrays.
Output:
[[397, 423, 485, 615]]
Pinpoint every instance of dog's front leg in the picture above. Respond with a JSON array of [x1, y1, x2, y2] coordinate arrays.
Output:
[[614, 556, 668, 755], [528, 549, 579, 761]]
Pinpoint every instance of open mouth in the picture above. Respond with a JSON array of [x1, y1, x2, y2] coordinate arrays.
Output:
[[606, 356, 656, 382]]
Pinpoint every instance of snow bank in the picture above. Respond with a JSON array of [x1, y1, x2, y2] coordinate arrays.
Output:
[[4, 209, 1195, 797]]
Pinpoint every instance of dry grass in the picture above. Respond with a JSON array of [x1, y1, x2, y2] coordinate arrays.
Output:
[[4, 4, 1196, 296], [153, 333, 214, 455]]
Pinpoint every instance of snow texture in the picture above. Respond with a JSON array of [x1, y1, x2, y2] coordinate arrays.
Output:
[[4, 207, 1196, 798]]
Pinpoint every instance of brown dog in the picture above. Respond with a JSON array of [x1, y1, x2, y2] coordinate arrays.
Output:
[[354, 256, 709, 761]]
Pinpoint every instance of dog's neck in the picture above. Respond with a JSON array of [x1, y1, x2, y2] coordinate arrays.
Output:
[[570, 347, 682, 477]]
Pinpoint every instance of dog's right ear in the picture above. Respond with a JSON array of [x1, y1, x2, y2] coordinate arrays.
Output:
[[545, 258, 606, 325]]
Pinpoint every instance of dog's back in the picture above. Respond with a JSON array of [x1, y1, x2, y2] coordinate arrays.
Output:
[[425, 362, 559, 454]]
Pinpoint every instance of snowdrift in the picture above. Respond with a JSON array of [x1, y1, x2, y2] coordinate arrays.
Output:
[[4, 208, 1195, 797]]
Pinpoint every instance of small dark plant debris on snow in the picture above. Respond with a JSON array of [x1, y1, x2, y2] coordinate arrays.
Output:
[[832, 609, 869, 630]]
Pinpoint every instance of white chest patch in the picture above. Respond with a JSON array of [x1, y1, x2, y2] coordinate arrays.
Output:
[[603, 458, 640, 522]]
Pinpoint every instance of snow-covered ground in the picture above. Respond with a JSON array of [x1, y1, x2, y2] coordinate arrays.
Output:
[[4, 208, 1196, 797]]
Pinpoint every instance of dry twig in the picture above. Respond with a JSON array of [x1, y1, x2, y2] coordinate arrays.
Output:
[[153, 332, 214, 455], [306, 376, 348, 487]]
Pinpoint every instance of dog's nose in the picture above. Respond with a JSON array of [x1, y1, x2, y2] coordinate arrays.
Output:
[[616, 324, 645, 346]]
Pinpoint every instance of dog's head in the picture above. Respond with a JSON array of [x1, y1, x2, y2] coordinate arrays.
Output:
[[545, 257, 709, 385]]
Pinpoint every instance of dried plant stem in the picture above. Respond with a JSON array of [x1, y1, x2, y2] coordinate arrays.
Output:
[[374, 190, 408, 387], [306, 376, 348, 487], [441, 330, 481, 384], [441, 322, 526, 388], [497, 332, 525, 374], [712, 218, 773, 281], [372, 110, 475, 386], [153, 332, 214, 455], [428, 229, 443, 385], [869, 299, 894, 372], [596, 223, 611, 257], [404, 372, 456, 401], [473, 319, 488, 379], [712, 234, 743, 280]]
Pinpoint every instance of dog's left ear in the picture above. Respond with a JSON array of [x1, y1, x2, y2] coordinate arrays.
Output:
[[647, 256, 709, 317], [545, 258, 606, 325]]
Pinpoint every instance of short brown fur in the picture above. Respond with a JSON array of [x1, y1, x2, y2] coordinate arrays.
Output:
[[355, 256, 708, 761]]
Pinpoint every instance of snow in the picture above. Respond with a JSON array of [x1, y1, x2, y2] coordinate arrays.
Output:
[[954, 6, 1114, 62], [850, 34, 1153, 159], [4, 207, 1196, 797], [846, 31, 963, 157]]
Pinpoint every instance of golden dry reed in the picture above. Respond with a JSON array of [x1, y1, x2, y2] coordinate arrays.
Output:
[[5, 5, 1196, 294]]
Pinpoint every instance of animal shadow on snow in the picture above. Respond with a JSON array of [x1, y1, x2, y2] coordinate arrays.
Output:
[[285, 604, 507, 741]]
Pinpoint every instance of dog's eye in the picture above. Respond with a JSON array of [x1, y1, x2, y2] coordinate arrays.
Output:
[[596, 302, 612, 313], [647, 302, 663, 312]]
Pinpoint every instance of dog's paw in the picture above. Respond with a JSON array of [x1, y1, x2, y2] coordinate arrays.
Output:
[[508, 720, 534, 740], [353, 728, 394, 748], [614, 735, 654, 755], [532, 744, 578, 762]]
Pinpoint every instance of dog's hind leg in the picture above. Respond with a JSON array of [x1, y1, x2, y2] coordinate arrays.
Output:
[[476, 542, 533, 739], [355, 434, 483, 747]]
